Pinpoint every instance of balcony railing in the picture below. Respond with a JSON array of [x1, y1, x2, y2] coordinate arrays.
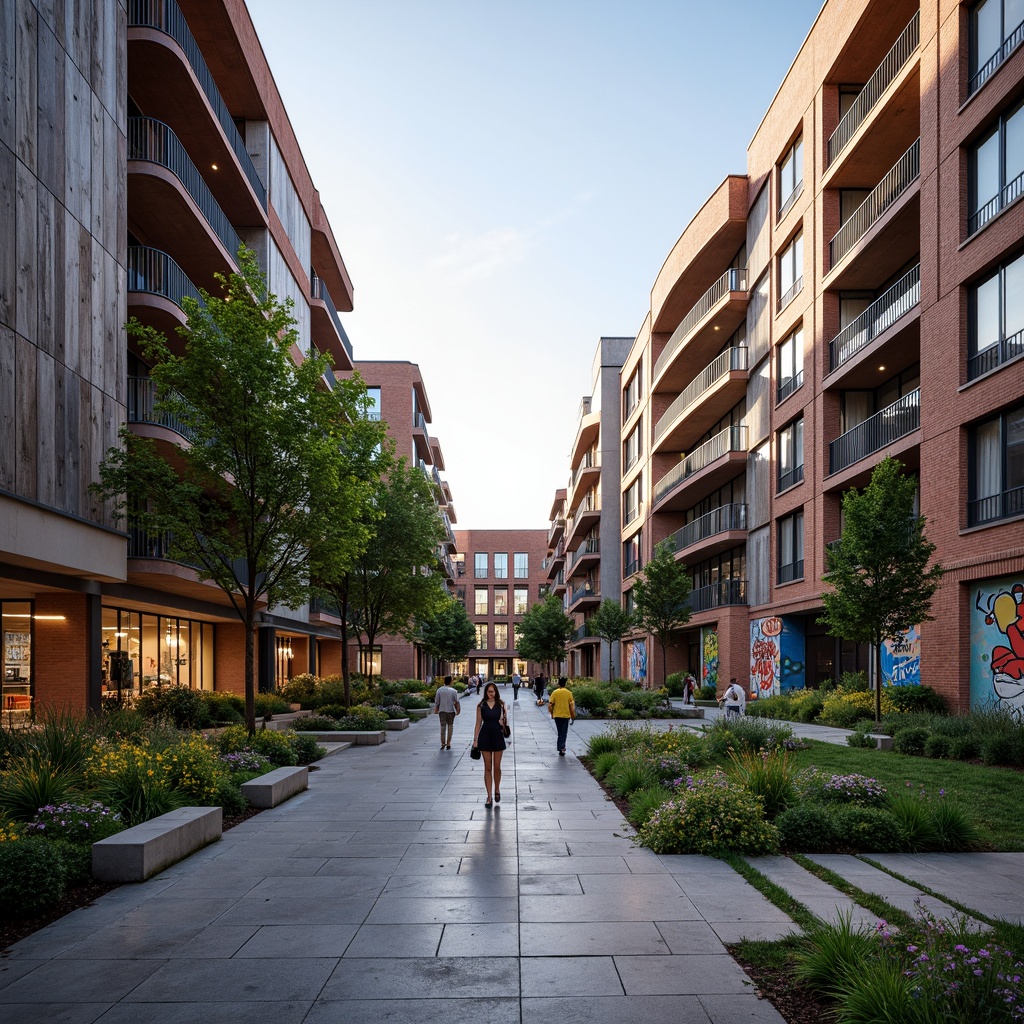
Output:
[[128, 0, 267, 209], [829, 139, 920, 267], [654, 347, 748, 446], [779, 275, 803, 311], [654, 425, 748, 505], [778, 463, 805, 492], [970, 16, 1024, 96], [666, 503, 747, 556], [653, 268, 748, 383], [128, 526, 250, 584], [128, 117, 241, 259], [689, 579, 747, 613], [829, 264, 920, 373], [777, 369, 803, 404], [623, 557, 642, 578], [572, 451, 600, 492], [572, 623, 590, 642], [969, 165, 1024, 236], [127, 376, 195, 441], [828, 11, 919, 166], [969, 485, 1024, 527], [310, 270, 354, 362], [127, 246, 202, 311], [573, 495, 599, 533], [778, 559, 805, 585], [570, 581, 599, 605], [969, 327, 1024, 380], [829, 388, 920, 475], [568, 537, 600, 573]]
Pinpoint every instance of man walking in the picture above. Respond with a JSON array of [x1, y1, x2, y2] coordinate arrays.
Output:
[[549, 677, 575, 756], [512, 670, 521, 700], [434, 675, 461, 750]]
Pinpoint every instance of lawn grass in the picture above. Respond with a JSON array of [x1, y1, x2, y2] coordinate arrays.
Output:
[[793, 739, 1024, 851]]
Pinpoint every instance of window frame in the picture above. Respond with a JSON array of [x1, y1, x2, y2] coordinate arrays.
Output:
[[777, 510, 805, 584], [493, 552, 508, 579], [777, 325, 805, 403], [777, 417, 805, 492], [778, 135, 804, 218], [969, 399, 1024, 525], [968, 98, 1024, 235], [778, 231, 804, 310], [474, 587, 489, 615], [474, 553, 488, 579], [513, 552, 528, 579], [967, 248, 1024, 380]]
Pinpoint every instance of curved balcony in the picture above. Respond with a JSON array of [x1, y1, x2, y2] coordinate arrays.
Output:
[[547, 517, 566, 548], [828, 389, 920, 477], [567, 453, 600, 514], [568, 580, 600, 611], [689, 580, 747, 614], [127, 376, 194, 443], [566, 495, 600, 550], [310, 269, 354, 370], [653, 347, 748, 454], [552, 569, 567, 596], [546, 542, 566, 580], [128, 0, 266, 224], [665, 503, 747, 564], [567, 537, 600, 578], [653, 426, 747, 512], [128, 117, 240, 285], [652, 268, 748, 393], [127, 246, 202, 342], [570, 397, 600, 469]]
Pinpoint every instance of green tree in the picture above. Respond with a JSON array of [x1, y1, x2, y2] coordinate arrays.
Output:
[[820, 456, 944, 723], [632, 541, 692, 686], [516, 593, 575, 675], [96, 248, 379, 733], [587, 598, 636, 681], [417, 597, 476, 673]]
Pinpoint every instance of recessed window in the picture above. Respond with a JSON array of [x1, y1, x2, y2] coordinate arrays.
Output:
[[494, 553, 508, 579], [474, 623, 489, 649], [474, 588, 488, 615], [513, 587, 529, 615], [777, 511, 804, 584], [623, 420, 642, 473], [970, 0, 1024, 95], [494, 623, 508, 649], [969, 250, 1024, 379], [513, 552, 528, 578], [493, 588, 507, 615], [623, 476, 642, 526], [778, 418, 805, 492], [623, 531, 642, 579], [778, 136, 803, 217], [474, 553, 488, 579], [969, 100, 1024, 235], [777, 326, 804, 402], [778, 232, 804, 310], [623, 361, 642, 419], [970, 400, 1024, 525]]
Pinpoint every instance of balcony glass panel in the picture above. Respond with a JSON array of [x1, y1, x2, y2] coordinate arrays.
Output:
[[688, 579, 747, 612]]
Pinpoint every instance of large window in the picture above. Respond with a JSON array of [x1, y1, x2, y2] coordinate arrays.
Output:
[[493, 588, 507, 615], [513, 552, 528, 578], [474, 623, 489, 649], [364, 387, 382, 420], [777, 511, 805, 584], [623, 361, 642, 419], [475, 587, 489, 615], [777, 326, 804, 403], [623, 476, 641, 525], [513, 587, 529, 614], [969, 249, 1024, 379], [778, 136, 804, 217], [970, 0, 1024, 94], [494, 553, 508, 579], [778, 232, 804, 310], [778, 418, 804, 492], [358, 646, 382, 677], [970, 400, 1024, 525], [623, 420, 642, 473], [969, 100, 1024, 235], [474, 553, 488, 579], [2, 601, 33, 711], [623, 531, 642, 578], [494, 623, 508, 649]]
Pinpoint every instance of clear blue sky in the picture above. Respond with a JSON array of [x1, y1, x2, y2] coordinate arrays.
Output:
[[246, 0, 823, 530]]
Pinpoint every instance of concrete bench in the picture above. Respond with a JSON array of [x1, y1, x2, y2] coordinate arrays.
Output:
[[870, 734, 894, 750], [240, 766, 308, 808], [92, 806, 222, 882], [385, 719, 410, 731], [673, 707, 704, 719], [297, 730, 386, 745], [407, 708, 431, 720]]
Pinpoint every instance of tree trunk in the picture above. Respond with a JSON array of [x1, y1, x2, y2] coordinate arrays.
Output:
[[874, 639, 883, 724], [244, 600, 257, 735], [661, 640, 668, 688], [338, 590, 351, 709]]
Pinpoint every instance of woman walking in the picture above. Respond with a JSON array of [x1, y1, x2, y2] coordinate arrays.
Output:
[[473, 681, 508, 807]]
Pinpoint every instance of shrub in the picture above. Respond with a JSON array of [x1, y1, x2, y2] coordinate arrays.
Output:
[[726, 747, 798, 820], [930, 798, 982, 851], [627, 785, 672, 827], [159, 736, 226, 804], [0, 836, 67, 917], [703, 717, 795, 758], [886, 791, 939, 851], [892, 726, 930, 756], [847, 730, 876, 749], [586, 733, 622, 757], [333, 705, 388, 731], [572, 686, 610, 715], [948, 734, 982, 761], [820, 688, 894, 728], [87, 739, 184, 825], [838, 671, 869, 692], [618, 689, 667, 716], [923, 733, 952, 759], [199, 692, 245, 725], [276, 673, 318, 707], [789, 689, 826, 723], [28, 706, 97, 777], [776, 803, 837, 852], [606, 757, 656, 797], [289, 733, 326, 765], [254, 693, 291, 717], [799, 770, 887, 807], [829, 805, 905, 852], [981, 732, 1023, 767], [216, 726, 297, 767], [885, 684, 948, 715], [219, 749, 273, 775], [591, 751, 620, 780], [637, 775, 780, 855], [697, 685, 717, 701], [0, 757, 73, 821], [136, 685, 208, 729], [25, 801, 124, 844], [665, 673, 686, 698], [399, 694, 432, 711], [294, 715, 343, 731], [792, 910, 877, 997]]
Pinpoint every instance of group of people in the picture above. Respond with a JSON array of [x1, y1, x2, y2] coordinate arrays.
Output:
[[432, 673, 576, 806]]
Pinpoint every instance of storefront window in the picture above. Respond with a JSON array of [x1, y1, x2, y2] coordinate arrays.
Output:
[[2, 601, 33, 713], [103, 607, 214, 694]]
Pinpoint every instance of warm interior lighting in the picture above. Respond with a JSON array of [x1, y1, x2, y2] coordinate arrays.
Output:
[[878, 364, 886, 371], [211, 163, 218, 170], [33, 615, 66, 621]]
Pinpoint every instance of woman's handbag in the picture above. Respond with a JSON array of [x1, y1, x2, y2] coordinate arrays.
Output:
[[470, 745, 481, 760], [502, 718, 511, 739]]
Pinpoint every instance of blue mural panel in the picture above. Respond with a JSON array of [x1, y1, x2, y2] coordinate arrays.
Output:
[[780, 617, 805, 692], [880, 626, 921, 686], [750, 616, 805, 698], [628, 640, 647, 683], [971, 575, 1024, 713]]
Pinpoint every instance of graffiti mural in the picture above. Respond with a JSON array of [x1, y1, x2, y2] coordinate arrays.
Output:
[[971, 575, 1024, 713], [702, 628, 719, 692], [750, 616, 805, 698], [880, 625, 921, 686], [628, 640, 647, 684]]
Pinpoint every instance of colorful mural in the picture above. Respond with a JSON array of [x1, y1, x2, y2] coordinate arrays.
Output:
[[880, 625, 921, 686], [628, 640, 647, 683], [750, 616, 805, 697], [702, 628, 719, 692], [971, 575, 1024, 713]]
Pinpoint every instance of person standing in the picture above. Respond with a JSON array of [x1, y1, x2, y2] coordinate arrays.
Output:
[[683, 674, 696, 706], [433, 675, 461, 750], [534, 673, 546, 705], [549, 676, 575, 756], [722, 678, 745, 719], [473, 681, 507, 807], [512, 670, 521, 700]]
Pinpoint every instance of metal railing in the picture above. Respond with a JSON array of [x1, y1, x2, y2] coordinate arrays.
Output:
[[128, 0, 267, 208], [547, 517, 566, 545], [969, 327, 1024, 380], [128, 117, 241, 259], [653, 268, 748, 383], [970, 16, 1024, 95], [666, 503, 747, 556], [779, 275, 803, 311], [127, 246, 202, 310], [310, 270, 354, 362], [570, 581, 599, 605], [969, 167, 1024, 236], [830, 139, 920, 267], [128, 525, 250, 584], [572, 451, 600, 493], [778, 463, 805, 492], [568, 537, 600, 573], [778, 559, 804, 585], [828, 11, 919, 165], [654, 347, 748, 446], [777, 369, 803, 403], [829, 264, 920, 372], [829, 389, 920, 474], [689, 579, 747, 612], [653, 426, 747, 505], [573, 494, 599, 533], [623, 557, 642, 578], [969, 485, 1024, 526], [778, 179, 804, 221], [127, 376, 194, 441]]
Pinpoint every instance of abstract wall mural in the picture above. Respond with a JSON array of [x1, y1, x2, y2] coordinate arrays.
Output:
[[628, 640, 647, 684], [971, 575, 1024, 713], [880, 625, 921, 686], [701, 628, 719, 692], [750, 616, 805, 698]]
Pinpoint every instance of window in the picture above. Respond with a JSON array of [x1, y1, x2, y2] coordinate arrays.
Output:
[[494, 623, 508, 649], [623, 420, 642, 473], [513, 552, 528, 578], [623, 531, 642, 578], [777, 511, 804, 584], [778, 232, 804, 309], [777, 326, 804, 402], [970, 400, 1024, 525], [474, 623, 489, 649], [623, 476, 641, 525], [364, 387, 381, 421], [778, 418, 804, 491], [778, 136, 803, 217], [969, 250, 1024, 379], [494, 553, 508, 579], [969, 100, 1024, 234], [493, 588, 507, 615], [474, 553, 488, 579], [970, 0, 1024, 94], [358, 646, 382, 676], [475, 587, 489, 615], [537, 583, 550, 600], [623, 361, 642, 419], [513, 587, 529, 614]]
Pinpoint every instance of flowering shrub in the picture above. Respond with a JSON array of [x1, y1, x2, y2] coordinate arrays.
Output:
[[25, 801, 123, 843], [636, 773, 780, 855], [159, 737, 225, 804], [0, 821, 22, 842], [216, 726, 298, 766], [219, 749, 273, 775], [726, 747, 798, 819], [798, 769, 887, 807], [85, 738, 182, 825], [819, 688, 894, 728]]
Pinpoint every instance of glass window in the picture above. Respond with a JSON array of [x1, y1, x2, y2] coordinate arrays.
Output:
[[778, 418, 804, 491], [622, 362, 642, 419], [778, 232, 804, 309], [493, 588, 507, 615], [623, 531, 642, 578], [777, 511, 805, 584], [475, 587, 489, 615], [364, 387, 382, 421], [777, 326, 804, 402], [513, 588, 528, 615], [474, 623, 489, 649], [969, 101, 1024, 233], [778, 136, 803, 215], [2, 601, 33, 711], [474, 552, 488, 578], [970, 0, 1024, 90], [623, 420, 642, 473], [969, 249, 1024, 379], [970, 400, 1024, 524], [358, 646, 382, 676], [513, 552, 528, 578], [494, 553, 508, 579], [623, 476, 641, 525], [494, 623, 508, 649]]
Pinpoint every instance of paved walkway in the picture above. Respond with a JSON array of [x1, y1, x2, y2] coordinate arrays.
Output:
[[1, 693, 1023, 1023]]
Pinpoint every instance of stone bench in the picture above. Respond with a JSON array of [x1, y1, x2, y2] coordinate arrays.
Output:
[[672, 706, 704, 719], [385, 718, 410, 730], [297, 730, 386, 745], [92, 806, 222, 882], [240, 766, 308, 808], [407, 708, 431, 720], [870, 734, 894, 750]]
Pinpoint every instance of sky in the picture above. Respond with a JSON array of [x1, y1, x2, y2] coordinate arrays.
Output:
[[246, 0, 823, 531]]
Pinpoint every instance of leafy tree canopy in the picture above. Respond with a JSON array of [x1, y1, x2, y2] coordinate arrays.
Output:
[[587, 598, 636, 681], [631, 540, 692, 684], [417, 597, 476, 666], [516, 593, 575, 671]]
